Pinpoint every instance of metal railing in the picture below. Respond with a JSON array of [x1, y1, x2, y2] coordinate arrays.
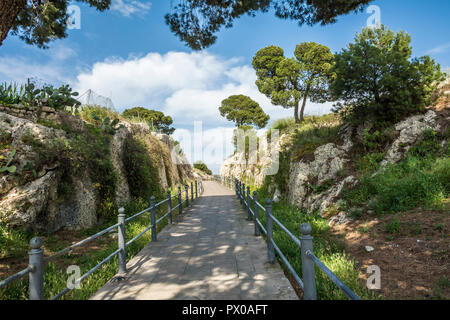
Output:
[[0, 180, 203, 300], [220, 176, 360, 300]]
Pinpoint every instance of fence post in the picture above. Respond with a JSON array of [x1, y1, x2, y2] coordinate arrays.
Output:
[[178, 186, 182, 215], [242, 183, 246, 208], [150, 196, 157, 242], [247, 186, 252, 221], [195, 180, 198, 199], [191, 182, 194, 202], [185, 184, 189, 207], [28, 237, 44, 300], [253, 191, 260, 236], [235, 179, 238, 197], [300, 223, 317, 300], [265, 199, 275, 263], [167, 190, 172, 224], [117, 207, 127, 274]]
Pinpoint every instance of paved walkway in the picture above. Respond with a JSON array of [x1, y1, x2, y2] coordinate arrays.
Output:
[[91, 181, 298, 300]]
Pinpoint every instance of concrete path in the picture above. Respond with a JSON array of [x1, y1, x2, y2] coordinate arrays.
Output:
[[91, 181, 298, 300]]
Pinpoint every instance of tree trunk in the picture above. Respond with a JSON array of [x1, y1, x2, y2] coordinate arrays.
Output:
[[299, 84, 311, 123], [294, 99, 300, 123], [0, 0, 26, 47]]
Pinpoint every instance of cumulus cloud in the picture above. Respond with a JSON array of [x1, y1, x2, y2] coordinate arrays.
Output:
[[74, 51, 333, 128], [111, 0, 152, 17]]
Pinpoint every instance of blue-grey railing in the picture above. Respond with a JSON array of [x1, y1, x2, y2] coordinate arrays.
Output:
[[0, 180, 203, 300], [219, 176, 360, 300]]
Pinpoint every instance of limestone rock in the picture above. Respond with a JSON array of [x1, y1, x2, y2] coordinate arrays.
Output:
[[381, 110, 440, 167]]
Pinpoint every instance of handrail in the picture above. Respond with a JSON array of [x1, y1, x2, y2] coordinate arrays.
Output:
[[0, 265, 33, 289], [0, 179, 204, 300], [307, 251, 361, 300], [221, 176, 360, 301], [45, 222, 121, 261]]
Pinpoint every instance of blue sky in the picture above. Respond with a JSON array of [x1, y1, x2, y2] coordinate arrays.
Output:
[[1, 0, 449, 172]]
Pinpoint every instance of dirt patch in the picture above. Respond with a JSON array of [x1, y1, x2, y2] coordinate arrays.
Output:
[[330, 206, 450, 299]]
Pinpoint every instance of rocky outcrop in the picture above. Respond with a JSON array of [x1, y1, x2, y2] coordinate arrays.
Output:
[[287, 125, 355, 214], [220, 110, 448, 217], [380, 110, 441, 167], [220, 133, 290, 187], [0, 111, 194, 232]]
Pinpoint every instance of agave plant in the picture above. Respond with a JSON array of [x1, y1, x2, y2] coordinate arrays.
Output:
[[0, 82, 25, 105], [0, 149, 17, 174]]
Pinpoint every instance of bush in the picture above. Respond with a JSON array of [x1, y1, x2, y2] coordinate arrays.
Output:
[[122, 136, 163, 201], [193, 161, 212, 175]]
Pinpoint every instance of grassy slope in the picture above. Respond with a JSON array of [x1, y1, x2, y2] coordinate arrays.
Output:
[[242, 113, 449, 300]]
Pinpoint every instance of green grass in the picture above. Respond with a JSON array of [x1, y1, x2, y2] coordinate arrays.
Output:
[[0, 187, 196, 300], [343, 129, 450, 215], [247, 185, 380, 300]]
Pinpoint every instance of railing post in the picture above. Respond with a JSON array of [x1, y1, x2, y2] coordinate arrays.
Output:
[[247, 186, 252, 221], [253, 191, 260, 236], [235, 179, 238, 197], [185, 184, 189, 207], [28, 237, 44, 300], [167, 190, 172, 224], [178, 186, 182, 215], [150, 196, 157, 242], [195, 180, 198, 199], [117, 207, 127, 274], [300, 223, 317, 300], [242, 183, 246, 208], [191, 182, 194, 202], [265, 199, 275, 263]]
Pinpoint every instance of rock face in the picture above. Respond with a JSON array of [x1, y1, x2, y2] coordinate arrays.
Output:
[[287, 126, 355, 214], [220, 110, 448, 216], [0, 111, 194, 232], [220, 133, 290, 187], [380, 110, 441, 167]]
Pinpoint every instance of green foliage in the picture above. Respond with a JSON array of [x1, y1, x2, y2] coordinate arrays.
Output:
[[91, 112, 123, 134], [122, 107, 175, 135], [384, 217, 401, 234], [0, 149, 17, 174], [219, 94, 269, 128], [122, 136, 163, 201], [0, 79, 80, 111], [343, 147, 449, 214], [331, 25, 445, 126], [166, 0, 373, 50], [0, 224, 30, 259], [193, 161, 212, 175], [252, 42, 334, 123], [8, 0, 111, 49], [20, 125, 118, 219], [0, 82, 24, 104], [246, 189, 379, 299]]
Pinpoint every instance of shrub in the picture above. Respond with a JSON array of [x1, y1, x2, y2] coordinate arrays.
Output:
[[331, 26, 445, 126], [193, 161, 212, 175], [122, 136, 163, 201]]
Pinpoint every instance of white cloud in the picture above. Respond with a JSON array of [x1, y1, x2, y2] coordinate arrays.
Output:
[[74, 51, 332, 128], [0, 56, 70, 85], [111, 0, 152, 17], [1, 49, 333, 173], [427, 42, 450, 55]]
